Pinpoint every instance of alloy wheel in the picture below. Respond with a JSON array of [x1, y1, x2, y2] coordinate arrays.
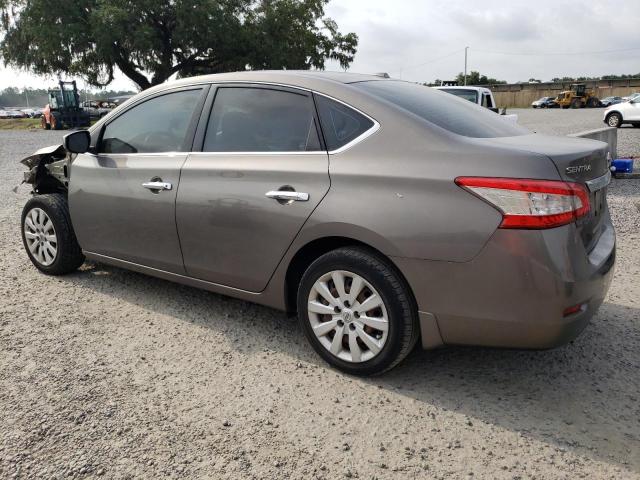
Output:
[[24, 207, 58, 266], [608, 114, 621, 127], [307, 270, 389, 363]]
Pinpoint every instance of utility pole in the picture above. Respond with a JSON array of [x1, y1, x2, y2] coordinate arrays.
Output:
[[464, 46, 469, 86], [24, 90, 29, 108]]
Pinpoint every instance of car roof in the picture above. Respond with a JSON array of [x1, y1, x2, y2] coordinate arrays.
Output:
[[144, 70, 390, 96], [91, 71, 401, 133]]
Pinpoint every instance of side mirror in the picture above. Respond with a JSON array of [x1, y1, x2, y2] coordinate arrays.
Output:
[[63, 130, 91, 154], [489, 107, 499, 114]]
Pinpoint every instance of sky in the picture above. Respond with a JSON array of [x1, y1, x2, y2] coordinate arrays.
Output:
[[1, 0, 639, 91]]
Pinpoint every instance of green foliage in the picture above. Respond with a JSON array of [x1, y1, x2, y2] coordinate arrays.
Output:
[[454, 71, 506, 86], [0, 0, 358, 90], [552, 74, 640, 82]]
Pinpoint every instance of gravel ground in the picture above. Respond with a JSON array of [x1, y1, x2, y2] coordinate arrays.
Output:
[[514, 107, 640, 160], [1, 129, 639, 479]]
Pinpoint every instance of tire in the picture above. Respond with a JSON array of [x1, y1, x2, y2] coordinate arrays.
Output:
[[570, 98, 582, 109], [586, 97, 600, 108], [21, 194, 84, 275], [606, 112, 622, 128], [297, 247, 419, 376], [41, 116, 50, 130]]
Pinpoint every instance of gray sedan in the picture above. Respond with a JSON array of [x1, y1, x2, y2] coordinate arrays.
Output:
[[19, 71, 615, 375]]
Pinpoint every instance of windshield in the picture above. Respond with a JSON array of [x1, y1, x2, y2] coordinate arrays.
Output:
[[355, 81, 528, 138], [438, 88, 478, 104]]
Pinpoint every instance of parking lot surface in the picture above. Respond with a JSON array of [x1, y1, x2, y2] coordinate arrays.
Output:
[[1, 126, 639, 479], [514, 107, 639, 158]]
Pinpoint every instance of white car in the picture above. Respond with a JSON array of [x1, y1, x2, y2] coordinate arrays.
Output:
[[6, 110, 26, 118], [622, 92, 640, 102], [434, 86, 518, 122], [603, 97, 640, 128]]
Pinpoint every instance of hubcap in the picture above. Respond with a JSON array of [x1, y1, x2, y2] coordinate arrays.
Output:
[[307, 270, 389, 363], [608, 116, 619, 127], [24, 208, 57, 266]]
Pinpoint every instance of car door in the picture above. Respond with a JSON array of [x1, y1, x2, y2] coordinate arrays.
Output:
[[69, 86, 208, 274], [176, 84, 330, 292], [627, 99, 640, 120]]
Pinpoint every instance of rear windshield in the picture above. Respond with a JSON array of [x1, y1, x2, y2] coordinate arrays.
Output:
[[354, 81, 528, 138], [438, 88, 478, 103]]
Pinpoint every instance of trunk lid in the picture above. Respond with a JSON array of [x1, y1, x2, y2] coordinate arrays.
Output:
[[485, 134, 610, 182]]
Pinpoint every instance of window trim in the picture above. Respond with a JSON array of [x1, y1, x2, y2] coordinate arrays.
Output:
[[190, 81, 379, 156], [313, 91, 380, 155], [195, 83, 325, 155], [92, 80, 380, 156], [95, 85, 209, 156]]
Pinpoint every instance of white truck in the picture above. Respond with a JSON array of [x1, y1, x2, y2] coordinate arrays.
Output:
[[435, 86, 518, 123]]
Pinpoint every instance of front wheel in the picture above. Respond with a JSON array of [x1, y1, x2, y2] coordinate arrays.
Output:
[[21, 194, 85, 275], [297, 247, 419, 376], [606, 112, 622, 128]]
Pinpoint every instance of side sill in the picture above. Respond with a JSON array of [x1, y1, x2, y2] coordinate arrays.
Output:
[[83, 251, 263, 300]]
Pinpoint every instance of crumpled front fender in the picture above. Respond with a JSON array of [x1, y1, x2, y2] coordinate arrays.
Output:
[[19, 144, 69, 191]]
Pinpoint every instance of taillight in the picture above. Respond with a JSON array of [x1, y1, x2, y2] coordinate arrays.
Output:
[[455, 177, 590, 229]]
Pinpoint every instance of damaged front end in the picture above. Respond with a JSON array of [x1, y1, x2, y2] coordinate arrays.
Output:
[[20, 144, 73, 194]]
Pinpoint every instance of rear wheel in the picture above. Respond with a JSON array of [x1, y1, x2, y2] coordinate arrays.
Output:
[[586, 97, 600, 108], [606, 112, 622, 128], [21, 194, 84, 275], [297, 247, 419, 376]]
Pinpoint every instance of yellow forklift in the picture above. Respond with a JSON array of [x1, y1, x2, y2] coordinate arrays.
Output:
[[554, 83, 601, 109]]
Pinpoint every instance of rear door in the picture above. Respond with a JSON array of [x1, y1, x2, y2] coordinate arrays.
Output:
[[69, 86, 207, 273], [176, 84, 330, 292]]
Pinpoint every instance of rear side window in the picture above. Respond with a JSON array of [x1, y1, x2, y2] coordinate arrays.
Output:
[[355, 81, 528, 138], [100, 89, 202, 154], [203, 87, 321, 152], [315, 95, 374, 151]]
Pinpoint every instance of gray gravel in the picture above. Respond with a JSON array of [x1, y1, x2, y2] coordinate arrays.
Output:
[[1, 129, 639, 479], [514, 107, 640, 159]]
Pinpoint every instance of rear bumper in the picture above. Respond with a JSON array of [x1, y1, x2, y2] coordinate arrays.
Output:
[[393, 216, 616, 349]]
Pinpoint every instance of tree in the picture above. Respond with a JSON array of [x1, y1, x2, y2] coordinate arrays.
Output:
[[454, 71, 506, 86], [0, 0, 358, 90]]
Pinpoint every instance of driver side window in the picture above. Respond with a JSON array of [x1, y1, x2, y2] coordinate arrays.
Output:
[[99, 89, 202, 154]]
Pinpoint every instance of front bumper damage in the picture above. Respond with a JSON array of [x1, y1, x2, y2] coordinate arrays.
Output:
[[19, 144, 70, 193]]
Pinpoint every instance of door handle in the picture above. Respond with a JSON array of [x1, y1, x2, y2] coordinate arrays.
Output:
[[142, 181, 172, 191], [265, 190, 309, 202]]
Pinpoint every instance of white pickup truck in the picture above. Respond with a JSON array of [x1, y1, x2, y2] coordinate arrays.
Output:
[[435, 86, 518, 123]]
